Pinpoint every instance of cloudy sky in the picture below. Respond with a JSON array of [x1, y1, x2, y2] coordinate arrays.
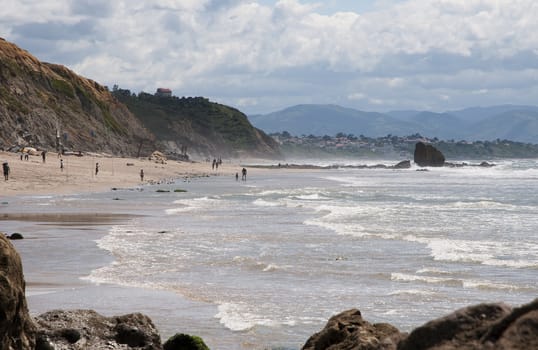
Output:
[[3, 0, 538, 114]]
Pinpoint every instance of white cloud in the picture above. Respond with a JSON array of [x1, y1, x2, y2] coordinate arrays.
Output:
[[3, 0, 538, 113]]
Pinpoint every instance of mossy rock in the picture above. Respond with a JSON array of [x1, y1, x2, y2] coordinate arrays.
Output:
[[163, 333, 209, 350], [174, 189, 187, 193]]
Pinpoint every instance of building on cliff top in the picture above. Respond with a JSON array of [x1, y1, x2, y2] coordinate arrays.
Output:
[[155, 88, 172, 97]]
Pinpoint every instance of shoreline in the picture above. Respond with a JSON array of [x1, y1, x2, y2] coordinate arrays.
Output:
[[0, 150, 254, 197]]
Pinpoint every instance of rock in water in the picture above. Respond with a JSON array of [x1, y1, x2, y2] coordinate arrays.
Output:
[[0, 234, 36, 349], [414, 142, 445, 167], [393, 160, 411, 169], [301, 309, 403, 350]]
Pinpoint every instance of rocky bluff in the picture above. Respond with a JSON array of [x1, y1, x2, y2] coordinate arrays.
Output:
[[0, 38, 280, 159], [2, 232, 537, 349]]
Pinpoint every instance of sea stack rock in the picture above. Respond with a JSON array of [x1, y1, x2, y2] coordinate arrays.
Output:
[[414, 142, 445, 167], [0, 234, 36, 350]]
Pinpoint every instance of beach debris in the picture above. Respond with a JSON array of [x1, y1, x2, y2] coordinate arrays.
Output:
[[156, 189, 170, 192], [149, 151, 167, 164], [174, 189, 187, 193], [22, 146, 40, 155]]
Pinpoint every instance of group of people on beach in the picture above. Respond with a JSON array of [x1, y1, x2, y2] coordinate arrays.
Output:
[[235, 167, 247, 181], [212, 157, 222, 170]]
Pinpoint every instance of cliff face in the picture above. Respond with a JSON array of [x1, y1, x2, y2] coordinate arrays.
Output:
[[0, 38, 280, 159], [0, 38, 154, 156], [113, 90, 281, 159]]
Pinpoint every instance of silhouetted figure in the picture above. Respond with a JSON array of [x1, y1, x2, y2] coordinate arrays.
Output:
[[60, 159, 64, 171], [3, 162, 10, 181], [241, 167, 247, 181], [42, 151, 46, 163], [95, 162, 99, 176], [140, 169, 144, 181], [235, 172, 239, 181]]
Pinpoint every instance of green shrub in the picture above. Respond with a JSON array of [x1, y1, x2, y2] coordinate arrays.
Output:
[[51, 78, 75, 98], [163, 333, 209, 350]]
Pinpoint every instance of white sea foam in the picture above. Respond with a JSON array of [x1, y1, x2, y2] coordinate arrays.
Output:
[[252, 198, 282, 207], [388, 289, 436, 296], [215, 302, 296, 332], [391, 273, 460, 285], [391, 273, 523, 291], [262, 264, 280, 272]]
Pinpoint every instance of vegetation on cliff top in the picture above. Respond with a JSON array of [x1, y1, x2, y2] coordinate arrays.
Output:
[[112, 88, 280, 158]]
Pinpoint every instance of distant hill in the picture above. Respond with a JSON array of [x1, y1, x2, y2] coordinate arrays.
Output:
[[112, 90, 280, 159], [249, 104, 416, 137], [0, 38, 154, 155], [251, 104, 538, 143]]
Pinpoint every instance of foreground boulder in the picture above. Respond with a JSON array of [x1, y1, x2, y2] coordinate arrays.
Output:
[[398, 302, 511, 350], [34, 310, 162, 349], [414, 142, 445, 167], [0, 234, 36, 349], [303, 299, 538, 350], [302, 309, 404, 350]]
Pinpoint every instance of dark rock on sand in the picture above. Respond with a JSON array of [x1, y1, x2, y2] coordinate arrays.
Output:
[[414, 142, 445, 167], [34, 310, 162, 349], [0, 234, 36, 349], [164, 333, 210, 350], [302, 309, 404, 350], [8, 232, 24, 239]]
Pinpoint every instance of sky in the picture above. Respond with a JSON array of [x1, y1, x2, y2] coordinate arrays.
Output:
[[2, 0, 538, 115]]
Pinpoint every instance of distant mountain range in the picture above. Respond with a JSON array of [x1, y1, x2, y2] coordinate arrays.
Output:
[[249, 104, 538, 143]]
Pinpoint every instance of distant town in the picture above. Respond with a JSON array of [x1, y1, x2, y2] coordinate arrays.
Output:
[[269, 131, 538, 159]]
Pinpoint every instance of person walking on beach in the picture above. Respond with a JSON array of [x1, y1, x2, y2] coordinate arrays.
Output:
[[95, 162, 99, 176], [241, 167, 247, 181], [235, 172, 239, 181], [140, 169, 144, 181], [3, 162, 10, 181], [60, 159, 64, 172], [42, 150, 46, 163]]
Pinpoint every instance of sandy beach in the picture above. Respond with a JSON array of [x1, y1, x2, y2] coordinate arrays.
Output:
[[0, 151, 255, 197]]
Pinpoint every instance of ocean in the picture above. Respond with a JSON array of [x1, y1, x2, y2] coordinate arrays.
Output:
[[3, 159, 538, 349]]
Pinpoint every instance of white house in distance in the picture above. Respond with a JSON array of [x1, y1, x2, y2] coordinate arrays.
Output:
[[155, 88, 172, 97]]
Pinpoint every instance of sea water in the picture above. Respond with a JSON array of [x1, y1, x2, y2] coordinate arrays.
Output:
[[6, 159, 538, 349]]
